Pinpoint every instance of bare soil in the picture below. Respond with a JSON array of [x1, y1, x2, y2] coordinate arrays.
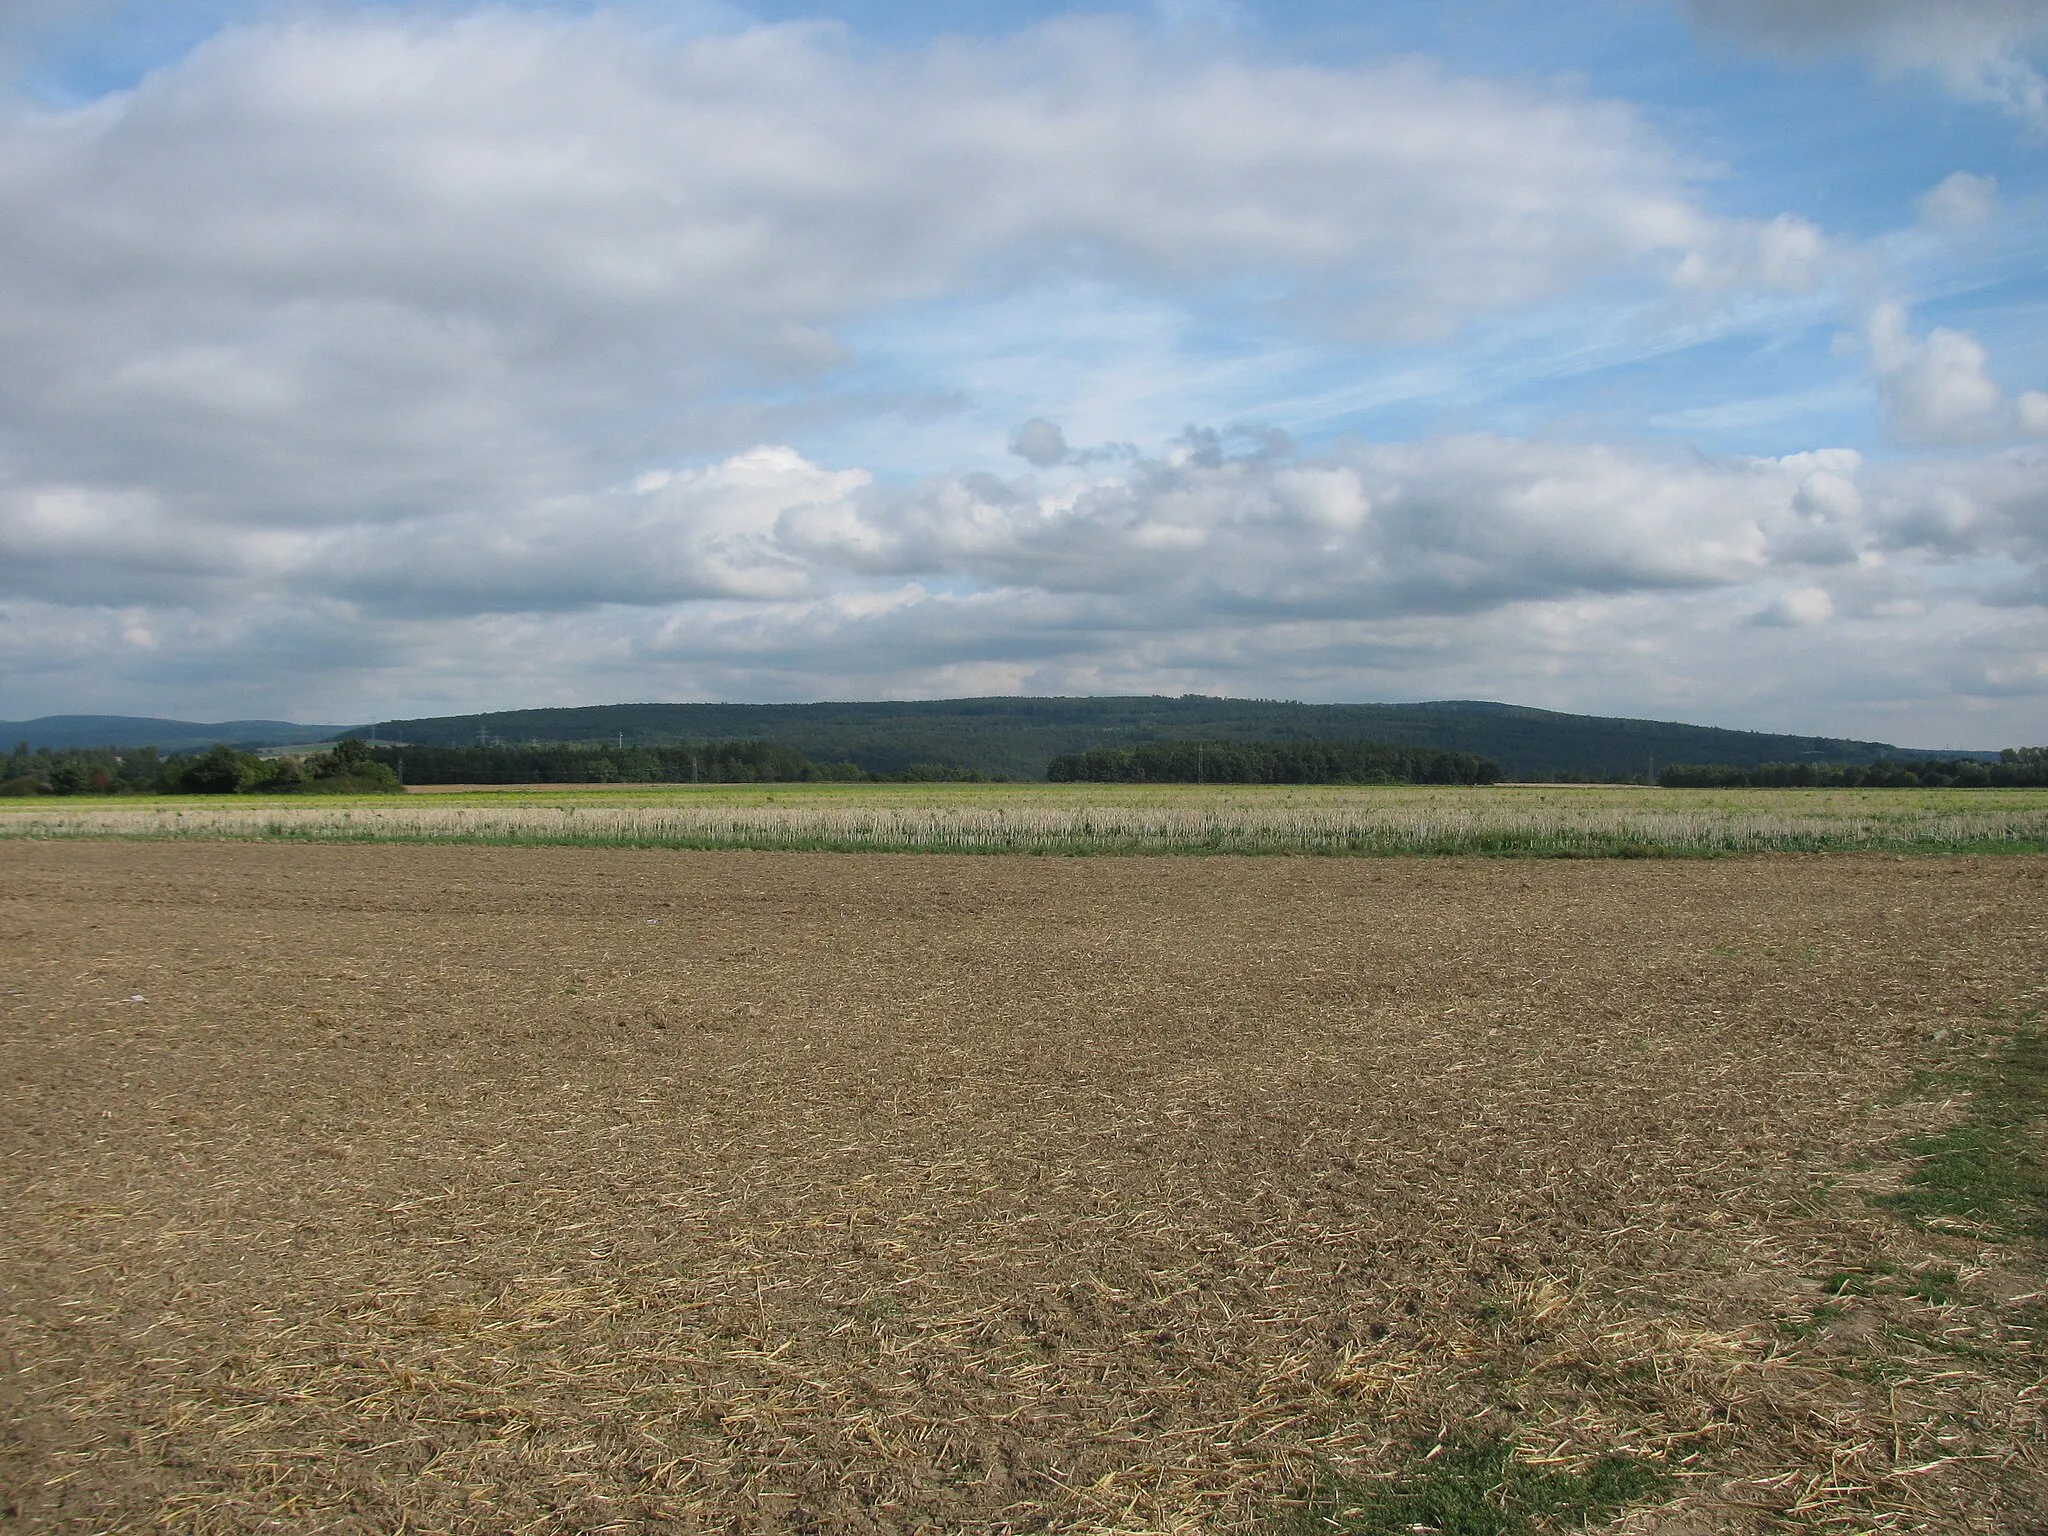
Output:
[[1, 844, 2043, 1533]]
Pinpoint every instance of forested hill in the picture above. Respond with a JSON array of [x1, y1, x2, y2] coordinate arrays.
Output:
[[0, 715, 346, 752], [363, 697, 1993, 782]]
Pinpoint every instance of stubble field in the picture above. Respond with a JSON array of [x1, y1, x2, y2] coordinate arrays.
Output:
[[2, 842, 2045, 1534], [6, 782, 2048, 858]]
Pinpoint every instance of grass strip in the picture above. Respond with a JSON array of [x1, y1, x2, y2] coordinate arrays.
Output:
[[1280, 1438, 1666, 1536], [1879, 1025, 2048, 1241]]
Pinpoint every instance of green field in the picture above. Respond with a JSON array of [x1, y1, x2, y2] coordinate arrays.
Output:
[[4, 782, 2046, 856]]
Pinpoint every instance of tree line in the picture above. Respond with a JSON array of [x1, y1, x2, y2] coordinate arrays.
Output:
[[1657, 749, 2047, 789], [368, 739, 830, 785], [366, 741, 1003, 784], [3, 737, 401, 796], [1045, 739, 1501, 785], [14, 730, 2033, 794], [2, 736, 1009, 794]]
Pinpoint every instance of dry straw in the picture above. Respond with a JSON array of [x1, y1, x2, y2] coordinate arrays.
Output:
[[3, 842, 2044, 1532]]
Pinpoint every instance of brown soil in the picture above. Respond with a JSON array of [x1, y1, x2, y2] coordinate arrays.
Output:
[[2, 845, 2043, 1534]]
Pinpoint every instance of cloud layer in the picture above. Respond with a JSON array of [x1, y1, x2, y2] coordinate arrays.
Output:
[[0, 8, 1813, 523], [6, 420, 2044, 739]]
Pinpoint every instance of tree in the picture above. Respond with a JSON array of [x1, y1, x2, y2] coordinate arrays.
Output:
[[260, 755, 306, 790], [304, 738, 403, 794], [176, 744, 256, 794]]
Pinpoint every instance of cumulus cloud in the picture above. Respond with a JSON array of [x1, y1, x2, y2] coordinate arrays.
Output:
[[1867, 303, 2006, 442], [1872, 444, 2048, 565], [1689, 0, 2048, 123], [739, 437, 1918, 650], [10, 402, 2046, 734], [2, 425, 2041, 740], [1865, 300, 2047, 444], [0, 428, 1912, 630]]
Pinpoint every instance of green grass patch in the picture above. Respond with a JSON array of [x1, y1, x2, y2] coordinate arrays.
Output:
[[1904, 1267, 1963, 1306], [1878, 1026, 2048, 1242], [1281, 1438, 1666, 1536], [1773, 1302, 1846, 1340], [1818, 1264, 1895, 1298]]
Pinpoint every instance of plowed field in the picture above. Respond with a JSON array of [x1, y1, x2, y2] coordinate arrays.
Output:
[[3, 844, 2044, 1533]]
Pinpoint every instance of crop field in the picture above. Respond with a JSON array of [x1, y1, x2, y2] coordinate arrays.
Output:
[[3, 841, 2045, 1534], [4, 782, 2048, 857]]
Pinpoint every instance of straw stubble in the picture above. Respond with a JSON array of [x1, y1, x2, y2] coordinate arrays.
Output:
[[1, 843, 2042, 1532]]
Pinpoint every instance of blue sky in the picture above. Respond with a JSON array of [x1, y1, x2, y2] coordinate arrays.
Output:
[[1, 0, 2044, 743]]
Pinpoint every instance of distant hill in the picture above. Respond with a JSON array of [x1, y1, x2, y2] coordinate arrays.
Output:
[[0, 715, 348, 752], [365, 697, 2001, 781]]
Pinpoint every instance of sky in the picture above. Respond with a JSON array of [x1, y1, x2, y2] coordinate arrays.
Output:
[[0, 0, 2044, 744]]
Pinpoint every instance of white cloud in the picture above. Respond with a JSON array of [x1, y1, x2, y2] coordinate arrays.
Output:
[[1864, 301, 2045, 444], [1917, 171, 2000, 229], [1670, 213, 1828, 297], [311, 447, 874, 616], [1689, 0, 2048, 123], [0, 7, 1821, 538], [1873, 444, 2048, 564], [0, 428, 1911, 645]]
